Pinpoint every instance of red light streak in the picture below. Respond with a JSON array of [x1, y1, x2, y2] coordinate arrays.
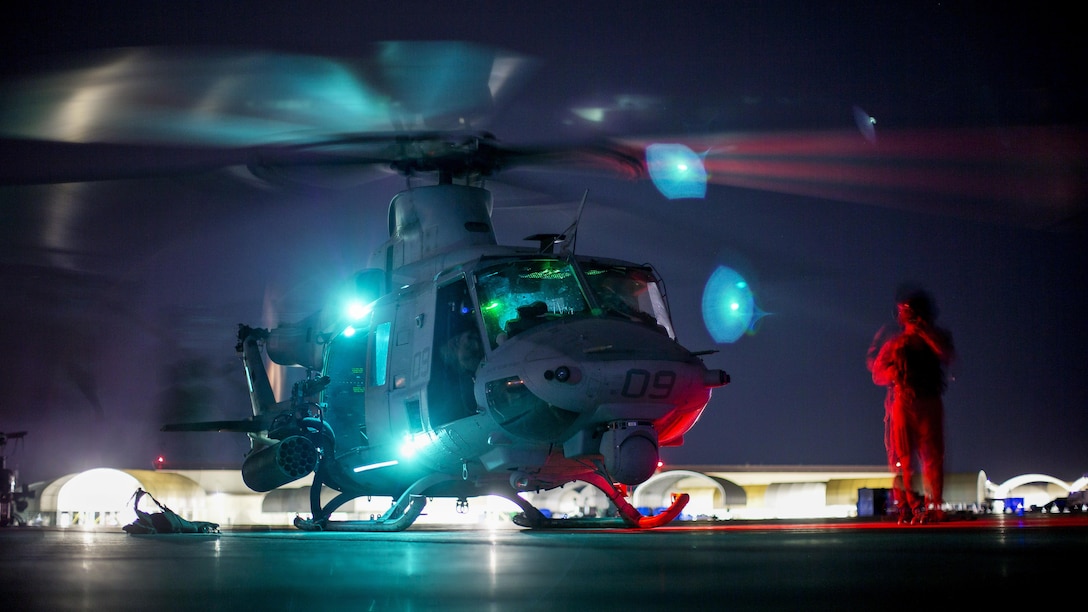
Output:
[[630, 126, 1087, 230]]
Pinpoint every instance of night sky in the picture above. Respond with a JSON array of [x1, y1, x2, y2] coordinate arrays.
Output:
[[1, 1, 1084, 486]]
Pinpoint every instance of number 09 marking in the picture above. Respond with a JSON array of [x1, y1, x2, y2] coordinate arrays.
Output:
[[621, 369, 676, 399]]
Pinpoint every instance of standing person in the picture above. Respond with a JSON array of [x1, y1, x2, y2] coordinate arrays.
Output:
[[867, 287, 955, 524]]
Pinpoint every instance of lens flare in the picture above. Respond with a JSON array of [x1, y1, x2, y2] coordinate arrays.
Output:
[[852, 105, 877, 144], [646, 143, 707, 199], [701, 265, 765, 343]]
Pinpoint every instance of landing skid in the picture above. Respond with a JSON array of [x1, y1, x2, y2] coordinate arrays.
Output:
[[292, 465, 689, 531], [506, 472, 690, 530], [294, 470, 454, 532], [294, 495, 426, 532]]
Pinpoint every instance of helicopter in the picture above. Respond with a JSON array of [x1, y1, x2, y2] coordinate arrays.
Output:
[[0, 41, 730, 531], [162, 131, 731, 531], [1, 431, 33, 527]]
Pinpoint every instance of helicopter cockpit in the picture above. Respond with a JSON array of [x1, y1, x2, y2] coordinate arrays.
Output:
[[474, 257, 673, 350]]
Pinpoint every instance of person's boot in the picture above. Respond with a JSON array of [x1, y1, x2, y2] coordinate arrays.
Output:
[[909, 502, 927, 524], [897, 505, 913, 524]]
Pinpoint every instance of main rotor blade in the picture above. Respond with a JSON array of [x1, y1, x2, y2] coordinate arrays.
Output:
[[0, 43, 534, 149], [0, 138, 254, 184]]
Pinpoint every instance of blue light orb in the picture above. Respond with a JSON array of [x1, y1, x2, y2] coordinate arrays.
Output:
[[646, 143, 707, 199], [702, 266, 763, 343], [852, 105, 877, 144]]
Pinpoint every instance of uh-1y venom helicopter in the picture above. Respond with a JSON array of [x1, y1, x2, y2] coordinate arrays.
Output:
[[0, 41, 728, 531], [164, 131, 731, 531]]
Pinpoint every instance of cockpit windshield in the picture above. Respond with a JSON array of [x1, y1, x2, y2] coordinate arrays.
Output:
[[474, 259, 589, 348], [473, 257, 674, 348]]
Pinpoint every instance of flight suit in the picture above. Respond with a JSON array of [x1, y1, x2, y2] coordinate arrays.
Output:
[[869, 323, 953, 522]]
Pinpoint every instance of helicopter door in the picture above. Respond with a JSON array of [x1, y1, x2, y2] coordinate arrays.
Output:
[[321, 327, 369, 451], [366, 293, 427, 447], [427, 278, 483, 428]]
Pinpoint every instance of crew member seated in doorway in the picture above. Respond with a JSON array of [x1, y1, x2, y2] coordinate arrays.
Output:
[[430, 319, 484, 427]]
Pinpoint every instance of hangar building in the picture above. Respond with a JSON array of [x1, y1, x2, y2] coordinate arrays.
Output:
[[12, 464, 1086, 529]]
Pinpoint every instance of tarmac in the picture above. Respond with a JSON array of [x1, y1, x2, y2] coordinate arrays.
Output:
[[2, 513, 1085, 612]]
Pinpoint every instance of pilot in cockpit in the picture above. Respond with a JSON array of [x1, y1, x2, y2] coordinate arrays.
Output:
[[594, 275, 659, 327], [499, 301, 549, 342]]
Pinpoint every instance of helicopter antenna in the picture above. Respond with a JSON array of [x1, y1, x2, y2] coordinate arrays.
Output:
[[557, 189, 589, 258]]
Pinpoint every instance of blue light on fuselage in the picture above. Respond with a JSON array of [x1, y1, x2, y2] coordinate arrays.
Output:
[[347, 301, 371, 320], [353, 460, 399, 473]]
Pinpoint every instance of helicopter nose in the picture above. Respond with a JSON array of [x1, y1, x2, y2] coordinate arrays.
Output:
[[479, 318, 723, 444]]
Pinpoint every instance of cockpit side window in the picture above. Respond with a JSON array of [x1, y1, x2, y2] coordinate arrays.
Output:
[[322, 330, 369, 450], [582, 262, 674, 338], [372, 321, 391, 386]]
